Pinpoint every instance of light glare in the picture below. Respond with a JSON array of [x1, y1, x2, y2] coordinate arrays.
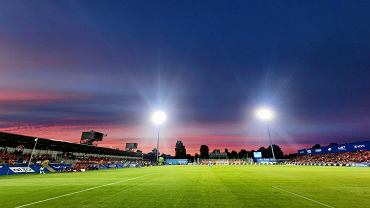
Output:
[[151, 110, 167, 125], [255, 107, 274, 121]]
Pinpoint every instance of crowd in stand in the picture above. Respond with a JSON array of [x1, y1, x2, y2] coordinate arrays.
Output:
[[0, 150, 149, 172], [0, 151, 27, 165], [289, 150, 370, 166], [70, 158, 148, 172], [0, 151, 57, 165], [199, 159, 249, 165]]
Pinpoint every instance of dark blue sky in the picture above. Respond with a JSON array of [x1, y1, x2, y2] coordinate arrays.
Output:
[[0, 0, 370, 153]]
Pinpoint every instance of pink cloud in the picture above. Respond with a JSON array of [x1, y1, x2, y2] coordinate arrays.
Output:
[[0, 89, 88, 103]]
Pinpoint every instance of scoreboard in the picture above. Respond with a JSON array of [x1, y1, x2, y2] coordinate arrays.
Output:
[[253, 151, 262, 158]]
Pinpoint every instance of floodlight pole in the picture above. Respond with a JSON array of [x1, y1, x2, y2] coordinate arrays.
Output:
[[156, 127, 160, 163], [266, 125, 276, 160], [27, 138, 38, 172]]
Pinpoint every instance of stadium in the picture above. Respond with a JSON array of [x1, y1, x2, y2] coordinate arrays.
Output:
[[1, 131, 369, 208], [1, 1, 370, 208]]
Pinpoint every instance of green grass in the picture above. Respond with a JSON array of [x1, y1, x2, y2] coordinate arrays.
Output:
[[1, 165, 369, 208]]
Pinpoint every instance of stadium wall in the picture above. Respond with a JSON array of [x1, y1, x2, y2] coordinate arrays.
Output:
[[0, 164, 48, 176], [0, 162, 142, 176]]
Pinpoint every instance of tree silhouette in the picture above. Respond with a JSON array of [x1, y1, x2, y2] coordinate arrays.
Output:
[[266, 144, 284, 159], [238, 149, 248, 158], [186, 154, 194, 163], [257, 147, 268, 158], [175, 140, 187, 158], [200, 145, 209, 158], [230, 150, 238, 159], [257, 145, 285, 159]]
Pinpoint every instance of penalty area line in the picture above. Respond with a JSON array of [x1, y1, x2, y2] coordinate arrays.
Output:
[[15, 174, 155, 208], [272, 186, 335, 208]]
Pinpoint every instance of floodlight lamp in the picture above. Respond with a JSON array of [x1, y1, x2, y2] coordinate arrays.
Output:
[[151, 110, 167, 125], [255, 107, 274, 121]]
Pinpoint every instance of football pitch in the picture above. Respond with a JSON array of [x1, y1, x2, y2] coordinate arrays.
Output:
[[1, 165, 369, 208]]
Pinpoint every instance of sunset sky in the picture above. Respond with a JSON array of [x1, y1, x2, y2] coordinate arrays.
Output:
[[1, 1, 370, 155]]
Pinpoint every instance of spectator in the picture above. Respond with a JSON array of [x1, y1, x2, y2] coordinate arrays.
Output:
[[289, 151, 370, 166]]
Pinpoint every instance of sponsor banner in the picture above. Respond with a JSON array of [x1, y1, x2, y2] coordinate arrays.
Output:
[[99, 163, 126, 169], [108, 164, 117, 168], [165, 159, 188, 165], [49, 163, 72, 171], [298, 141, 370, 155], [99, 164, 109, 169], [116, 163, 124, 168], [352, 162, 370, 167], [0, 165, 9, 175], [0, 165, 46, 176], [352, 141, 370, 151], [353, 144, 366, 150], [326, 146, 337, 153], [9, 167, 35, 173], [335, 144, 353, 152], [313, 148, 324, 154], [254, 158, 276, 163]]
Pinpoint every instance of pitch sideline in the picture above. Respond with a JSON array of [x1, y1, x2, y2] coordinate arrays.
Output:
[[14, 173, 155, 208], [272, 186, 335, 208]]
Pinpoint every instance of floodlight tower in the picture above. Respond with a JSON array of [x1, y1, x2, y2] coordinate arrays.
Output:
[[255, 107, 276, 160], [26, 130, 42, 173], [151, 110, 167, 163]]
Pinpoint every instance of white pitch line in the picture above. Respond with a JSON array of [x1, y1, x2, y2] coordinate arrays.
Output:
[[272, 186, 335, 208], [15, 174, 154, 208]]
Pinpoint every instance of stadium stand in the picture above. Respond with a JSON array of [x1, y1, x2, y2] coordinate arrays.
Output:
[[288, 141, 370, 167], [0, 132, 146, 175], [289, 151, 370, 166]]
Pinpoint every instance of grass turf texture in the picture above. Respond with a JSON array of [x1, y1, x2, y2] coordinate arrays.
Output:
[[0, 165, 369, 208]]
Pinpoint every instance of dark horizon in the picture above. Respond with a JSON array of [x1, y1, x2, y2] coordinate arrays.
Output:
[[1, 1, 370, 155]]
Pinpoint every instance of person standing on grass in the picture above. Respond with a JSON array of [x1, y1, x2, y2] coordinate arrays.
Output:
[[39, 159, 48, 174], [39, 166, 45, 174]]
